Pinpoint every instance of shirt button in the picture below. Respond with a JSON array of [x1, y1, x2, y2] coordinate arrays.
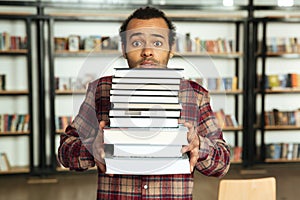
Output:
[[143, 184, 148, 190]]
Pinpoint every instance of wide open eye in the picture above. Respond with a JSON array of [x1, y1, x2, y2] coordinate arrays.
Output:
[[132, 40, 143, 47], [153, 41, 163, 47]]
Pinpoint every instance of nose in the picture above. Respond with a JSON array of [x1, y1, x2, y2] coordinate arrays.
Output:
[[141, 47, 153, 57]]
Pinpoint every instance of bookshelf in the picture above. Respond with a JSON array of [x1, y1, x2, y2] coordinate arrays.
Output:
[[254, 15, 300, 164], [0, 13, 33, 175]]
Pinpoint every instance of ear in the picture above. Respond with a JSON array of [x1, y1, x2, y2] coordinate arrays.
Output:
[[169, 44, 176, 58], [122, 44, 127, 59]]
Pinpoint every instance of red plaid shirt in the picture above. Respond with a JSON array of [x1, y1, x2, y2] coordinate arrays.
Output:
[[58, 76, 230, 200]]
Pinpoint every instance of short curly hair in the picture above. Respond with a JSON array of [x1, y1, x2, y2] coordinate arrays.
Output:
[[119, 6, 176, 50]]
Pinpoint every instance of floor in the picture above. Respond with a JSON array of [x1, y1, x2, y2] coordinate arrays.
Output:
[[0, 164, 299, 200]]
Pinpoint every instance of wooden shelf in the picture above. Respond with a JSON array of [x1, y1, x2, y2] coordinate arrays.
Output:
[[222, 126, 243, 131], [264, 125, 300, 130], [175, 52, 243, 58], [264, 88, 300, 94], [56, 129, 65, 134], [231, 159, 242, 164], [0, 166, 29, 174], [0, 90, 29, 95], [54, 50, 121, 57], [210, 89, 243, 95], [266, 52, 300, 58], [265, 158, 300, 163], [0, 49, 27, 55], [55, 90, 86, 95], [0, 131, 30, 136]]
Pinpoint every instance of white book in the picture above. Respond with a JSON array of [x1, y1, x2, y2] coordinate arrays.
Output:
[[114, 68, 184, 79], [112, 83, 180, 91], [112, 77, 181, 84], [111, 103, 182, 110], [110, 95, 179, 103], [103, 125, 188, 145], [105, 156, 190, 175], [109, 110, 181, 118], [105, 144, 183, 157], [110, 117, 179, 128], [110, 89, 178, 96]]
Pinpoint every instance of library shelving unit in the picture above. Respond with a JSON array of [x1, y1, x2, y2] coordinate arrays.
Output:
[[254, 15, 300, 165], [0, 13, 33, 175], [47, 13, 124, 172], [46, 8, 248, 171]]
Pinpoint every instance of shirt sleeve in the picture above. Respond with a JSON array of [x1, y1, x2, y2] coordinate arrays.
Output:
[[195, 91, 231, 177], [58, 82, 99, 171]]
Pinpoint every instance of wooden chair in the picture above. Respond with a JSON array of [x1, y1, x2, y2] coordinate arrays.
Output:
[[218, 177, 276, 200]]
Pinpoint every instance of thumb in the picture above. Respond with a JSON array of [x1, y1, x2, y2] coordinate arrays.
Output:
[[99, 121, 106, 130]]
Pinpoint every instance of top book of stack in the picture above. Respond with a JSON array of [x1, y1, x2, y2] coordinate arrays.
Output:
[[113, 68, 184, 79]]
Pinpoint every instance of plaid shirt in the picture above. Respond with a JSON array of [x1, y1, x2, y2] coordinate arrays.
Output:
[[58, 76, 230, 200]]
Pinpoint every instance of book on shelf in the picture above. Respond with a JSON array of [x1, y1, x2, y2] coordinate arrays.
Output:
[[0, 114, 30, 132], [260, 73, 300, 90], [0, 153, 10, 171], [264, 109, 300, 126], [114, 68, 184, 79], [55, 116, 73, 131], [267, 36, 299, 53], [104, 144, 184, 158], [0, 32, 27, 50], [103, 125, 188, 145], [55, 75, 95, 91], [54, 35, 119, 52], [101, 36, 119, 50], [214, 109, 239, 128], [105, 155, 190, 175], [68, 35, 80, 52], [84, 35, 101, 51], [265, 143, 300, 160], [175, 36, 234, 54], [229, 146, 242, 162], [192, 76, 237, 91], [54, 37, 67, 51]]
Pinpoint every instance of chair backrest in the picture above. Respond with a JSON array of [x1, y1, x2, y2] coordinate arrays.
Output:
[[218, 177, 276, 200]]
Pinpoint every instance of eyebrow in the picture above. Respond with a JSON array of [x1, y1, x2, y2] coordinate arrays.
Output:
[[129, 32, 166, 40]]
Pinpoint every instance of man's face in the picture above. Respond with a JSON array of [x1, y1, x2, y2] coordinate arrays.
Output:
[[122, 18, 173, 69]]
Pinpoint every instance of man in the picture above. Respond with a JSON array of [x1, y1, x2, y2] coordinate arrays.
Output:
[[58, 6, 230, 199]]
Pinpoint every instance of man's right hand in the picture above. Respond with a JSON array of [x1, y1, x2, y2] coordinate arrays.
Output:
[[92, 121, 106, 173]]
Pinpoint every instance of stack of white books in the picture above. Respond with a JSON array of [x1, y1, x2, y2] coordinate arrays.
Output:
[[104, 68, 190, 175]]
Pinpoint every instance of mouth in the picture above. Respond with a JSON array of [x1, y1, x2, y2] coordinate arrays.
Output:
[[140, 60, 158, 68]]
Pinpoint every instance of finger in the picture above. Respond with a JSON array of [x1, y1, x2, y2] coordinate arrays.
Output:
[[189, 150, 199, 172], [184, 122, 193, 130], [99, 121, 106, 129], [98, 162, 106, 173], [181, 144, 191, 154], [100, 147, 105, 159]]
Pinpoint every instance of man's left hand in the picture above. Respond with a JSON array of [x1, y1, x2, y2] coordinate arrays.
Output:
[[181, 122, 200, 172]]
